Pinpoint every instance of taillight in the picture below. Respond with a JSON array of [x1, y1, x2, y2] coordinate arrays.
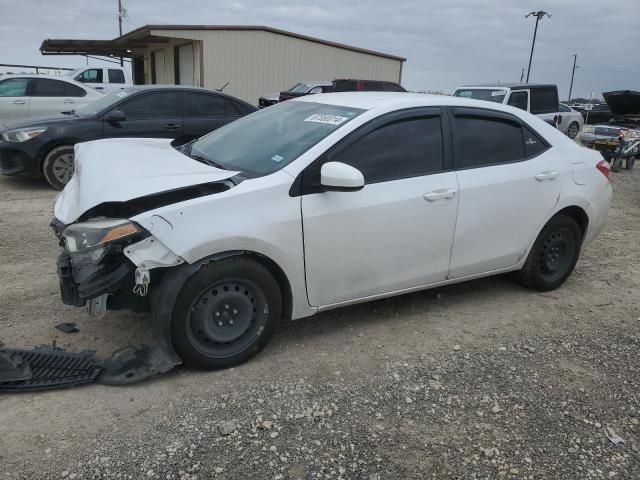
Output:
[[596, 159, 610, 179]]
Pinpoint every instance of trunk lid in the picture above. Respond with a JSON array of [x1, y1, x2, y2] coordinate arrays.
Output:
[[54, 138, 238, 224]]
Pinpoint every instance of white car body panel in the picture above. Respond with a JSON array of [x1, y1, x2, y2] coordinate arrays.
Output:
[[54, 92, 612, 321], [302, 172, 459, 305]]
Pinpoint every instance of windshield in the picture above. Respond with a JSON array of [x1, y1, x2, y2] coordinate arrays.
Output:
[[76, 89, 133, 116], [454, 88, 507, 103], [288, 83, 312, 93], [190, 101, 365, 175]]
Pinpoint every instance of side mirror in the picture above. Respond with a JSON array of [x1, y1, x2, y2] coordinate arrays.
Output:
[[105, 110, 126, 122], [320, 162, 365, 192]]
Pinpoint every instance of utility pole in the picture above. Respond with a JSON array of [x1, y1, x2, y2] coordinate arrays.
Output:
[[118, 0, 123, 66], [525, 10, 551, 82], [520, 68, 525, 82], [568, 54, 577, 102]]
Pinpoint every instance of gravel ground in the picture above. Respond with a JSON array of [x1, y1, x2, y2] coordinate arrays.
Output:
[[0, 166, 638, 479]]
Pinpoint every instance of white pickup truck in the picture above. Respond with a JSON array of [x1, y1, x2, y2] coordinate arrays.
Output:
[[65, 66, 132, 93]]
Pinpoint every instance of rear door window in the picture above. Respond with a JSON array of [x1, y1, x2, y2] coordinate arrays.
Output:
[[453, 110, 525, 168], [0, 78, 29, 97], [108, 69, 126, 84], [329, 115, 443, 184], [32, 78, 67, 97], [64, 83, 87, 97], [333, 80, 358, 92], [118, 92, 180, 119], [183, 92, 226, 117], [362, 81, 384, 91], [530, 87, 558, 114]]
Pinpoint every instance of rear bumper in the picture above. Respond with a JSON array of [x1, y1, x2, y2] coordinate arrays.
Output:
[[584, 183, 613, 247], [0, 144, 40, 177]]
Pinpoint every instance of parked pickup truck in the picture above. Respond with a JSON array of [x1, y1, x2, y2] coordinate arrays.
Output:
[[65, 66, 132, 93], [453, 83, 562, 127]]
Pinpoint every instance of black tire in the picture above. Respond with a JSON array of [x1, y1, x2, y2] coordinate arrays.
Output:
[[42, 145, 75, 190], [626, 156, 636, 170], [517, 215, 583, 291], [566, 121, 580, 139], [171, 256, 282, 369], [611, 157, 623, 173]]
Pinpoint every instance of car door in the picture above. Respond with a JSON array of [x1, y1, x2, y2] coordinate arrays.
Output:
[[182, 92, 232, 141], [507, 90, 529, 112], [103, 90, 182, 139], [29, 78, 78, 117], [448, 107, 563, 278], [300, 108, 459, 307], [107, 69, 127, 92], [0, 77, 30, 120]]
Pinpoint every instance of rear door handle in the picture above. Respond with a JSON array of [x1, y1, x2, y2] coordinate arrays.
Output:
[[164, 123, 180, 130], [535, 171, 559, 181], [94, 86, 104, 90], [63, 99, 76, 104], [12, 100, 26, 105], [423, 189, 457, 202]]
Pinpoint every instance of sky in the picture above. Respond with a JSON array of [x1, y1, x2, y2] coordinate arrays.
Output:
[[1, 0, 639, 100]]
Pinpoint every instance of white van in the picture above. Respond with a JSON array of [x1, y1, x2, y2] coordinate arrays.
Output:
[[66, 66, 133, 93]]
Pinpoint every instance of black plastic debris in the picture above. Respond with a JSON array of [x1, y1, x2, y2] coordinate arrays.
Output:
[[98, 345, 177, 385], [55, 322, 79, 334], [0, 345, 101, 392]]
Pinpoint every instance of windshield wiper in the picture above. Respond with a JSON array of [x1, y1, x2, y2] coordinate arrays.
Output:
[[189, 153, 227, 170]]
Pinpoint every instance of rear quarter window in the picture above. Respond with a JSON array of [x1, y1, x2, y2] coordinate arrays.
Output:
[[530, 88, 559, 114]]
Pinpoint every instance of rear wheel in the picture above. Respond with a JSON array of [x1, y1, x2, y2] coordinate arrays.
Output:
[[171, 257, 282, 369], [517, 215, 583, 291], [42, 145, 75, 190], [566, 121, 580, 139]]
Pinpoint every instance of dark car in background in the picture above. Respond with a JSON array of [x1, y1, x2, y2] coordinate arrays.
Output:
[[272, 78, 406, 104], [0, 85, 256, 189], [583, 103, 613, 124]]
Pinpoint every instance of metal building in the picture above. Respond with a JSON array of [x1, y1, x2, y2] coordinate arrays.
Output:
[[41, 25, 406, 104]]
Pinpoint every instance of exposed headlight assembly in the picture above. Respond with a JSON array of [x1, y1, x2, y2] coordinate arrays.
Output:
[[62, 219, 145, 255], [0, 127, 47, 142], [581, 126, 595, 134]]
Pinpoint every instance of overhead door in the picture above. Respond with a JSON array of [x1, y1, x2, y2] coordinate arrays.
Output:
[[177, 43, 194, 86]]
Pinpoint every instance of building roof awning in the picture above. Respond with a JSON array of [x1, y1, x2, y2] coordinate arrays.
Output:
[[41, 24, 406, 62]]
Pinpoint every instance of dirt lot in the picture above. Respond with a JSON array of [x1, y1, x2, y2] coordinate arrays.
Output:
[[0, 168, 639, 479]]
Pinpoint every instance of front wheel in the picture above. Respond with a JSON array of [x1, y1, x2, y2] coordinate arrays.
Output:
[[42, 145, 75, 190], [566, 121, 580, 139], [517, 215, 583, 291], [171, 257, 282, 369]]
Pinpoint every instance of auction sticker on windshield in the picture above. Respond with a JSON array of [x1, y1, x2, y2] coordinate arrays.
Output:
[[304, 114, 348, 125]]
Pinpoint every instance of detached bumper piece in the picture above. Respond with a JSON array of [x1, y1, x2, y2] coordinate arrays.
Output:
[[0, 343, 178, 392], [0, 345, 101, 392]]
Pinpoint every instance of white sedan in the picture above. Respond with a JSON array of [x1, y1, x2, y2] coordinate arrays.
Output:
[[0, 74, 103, 122], [558, 103, 584, 139], [52, 93, 612, 369]]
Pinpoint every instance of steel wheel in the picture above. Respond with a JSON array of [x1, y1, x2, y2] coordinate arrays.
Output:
[[566, 122, 579, 139], [538, 228, 576, 283]]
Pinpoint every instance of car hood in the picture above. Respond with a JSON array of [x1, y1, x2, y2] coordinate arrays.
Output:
[[54, 138, 239, 224], [603, 90, 640, 117], [1, 112, 83, 131]]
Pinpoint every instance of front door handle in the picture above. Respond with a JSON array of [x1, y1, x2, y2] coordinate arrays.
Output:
[[63, 99, 76, 104], [535, 171, 559, 181], [163, 123, 180, 130], [423, 189, 457, 202], [12, 100, 26, 105]]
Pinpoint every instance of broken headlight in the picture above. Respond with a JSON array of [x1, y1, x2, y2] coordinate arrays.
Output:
[[62, 219, 145, 255]]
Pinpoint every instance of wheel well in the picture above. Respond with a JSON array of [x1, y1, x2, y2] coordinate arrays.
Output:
[[555, 206, 589, 237], [243, 252, 294, 322]]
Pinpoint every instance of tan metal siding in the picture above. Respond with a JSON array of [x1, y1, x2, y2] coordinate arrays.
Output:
[[152, 29, 403, 105]]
